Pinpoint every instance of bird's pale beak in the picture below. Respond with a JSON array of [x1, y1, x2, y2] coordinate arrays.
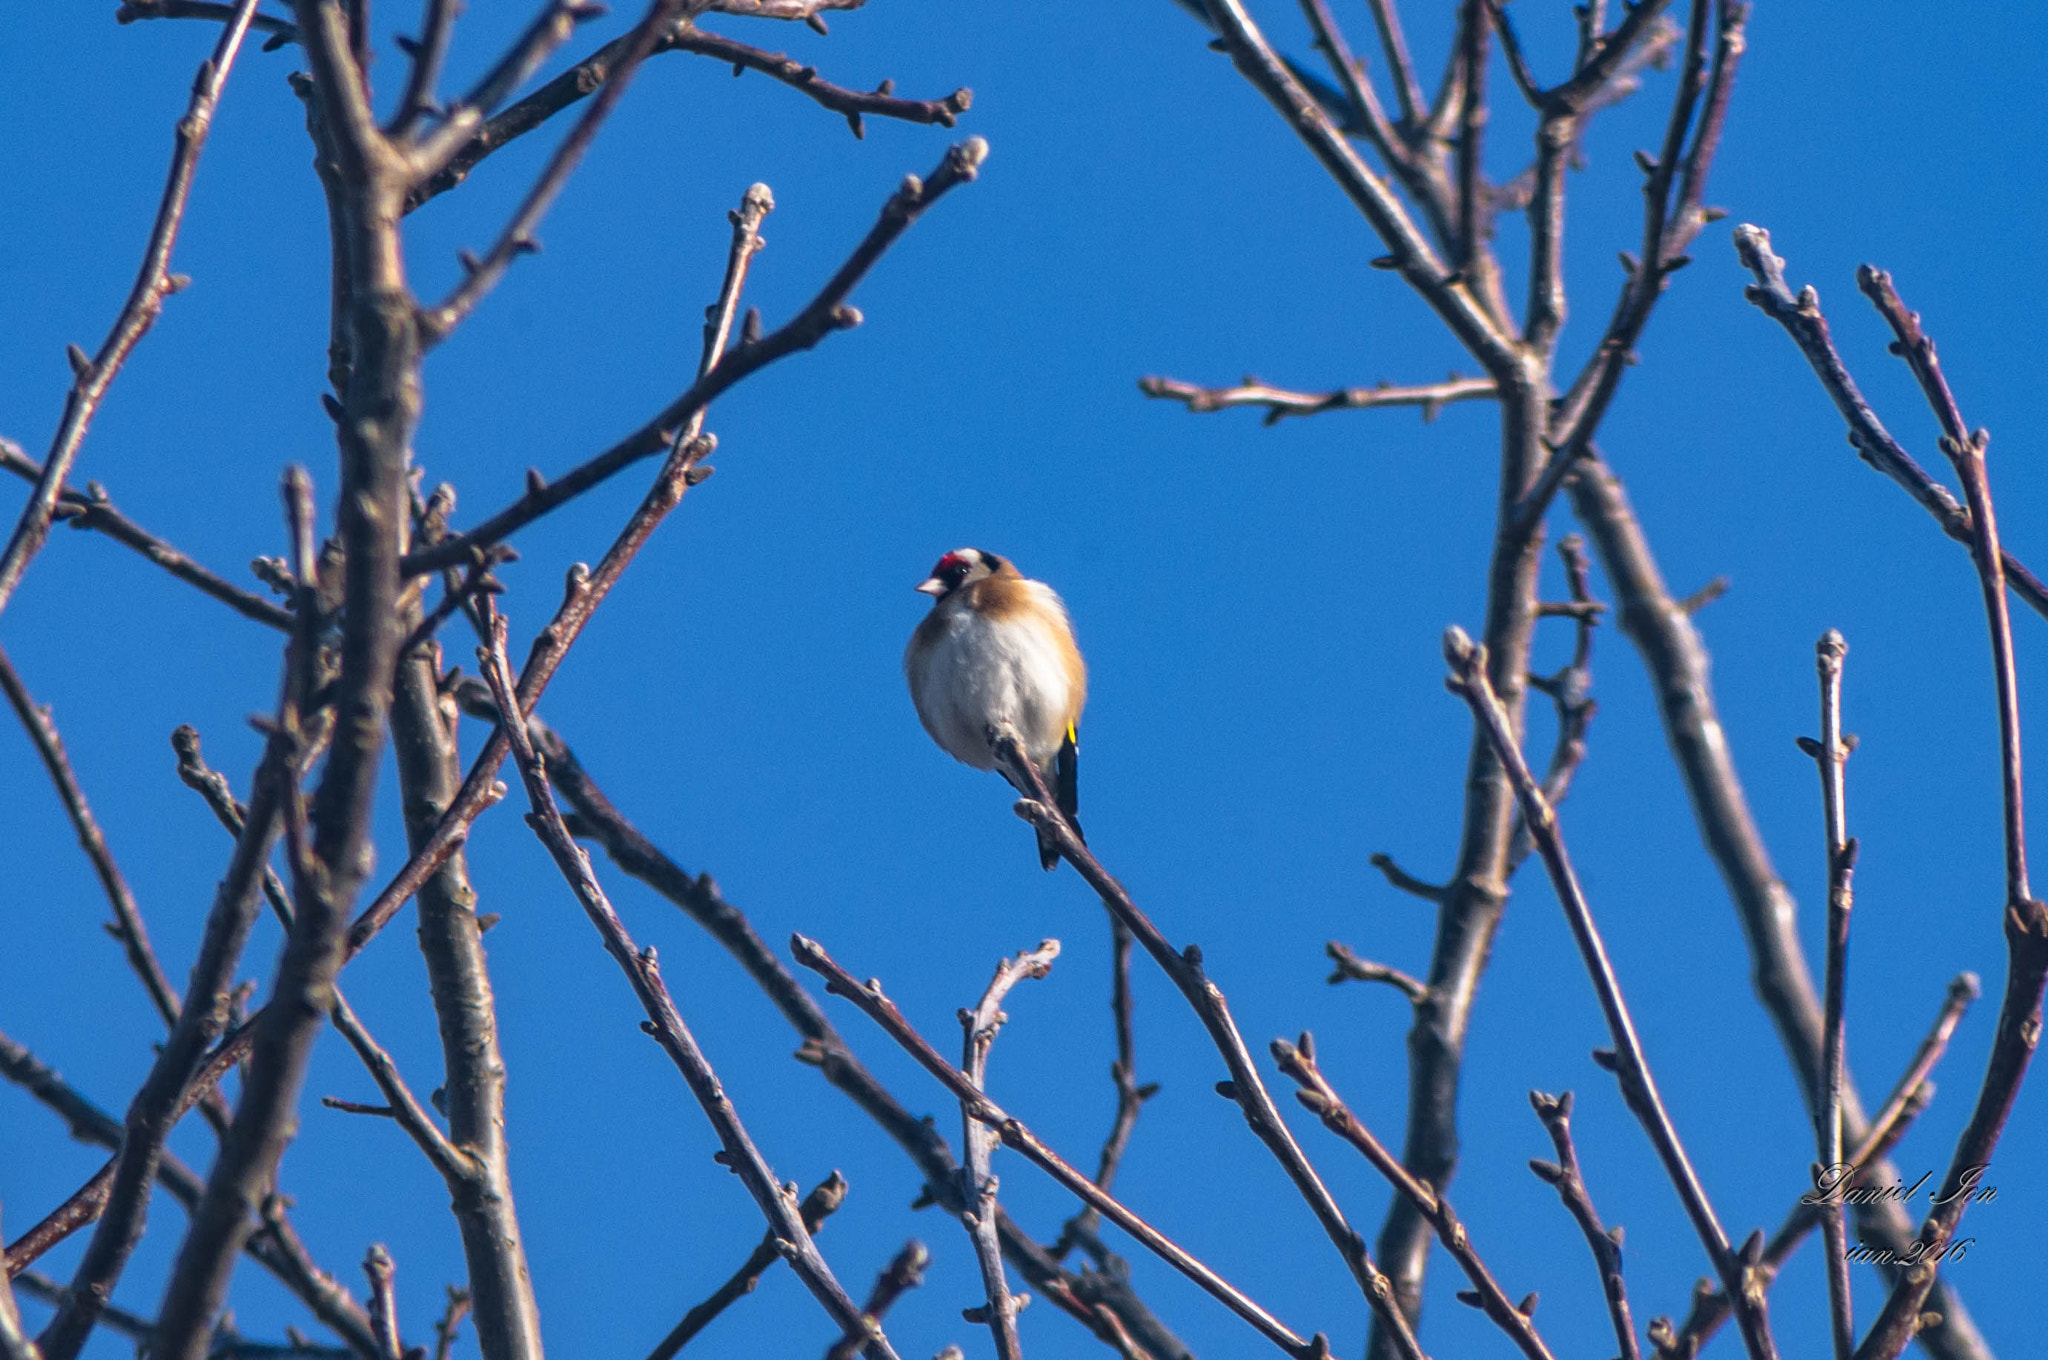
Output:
[[915, 577, 946, 596]]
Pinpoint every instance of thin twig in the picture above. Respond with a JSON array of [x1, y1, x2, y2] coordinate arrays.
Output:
[[959, 943, 1060, 1360], [1441, 626, 1778, 1360], [326, 994, 471, 1184], [0, 647, 179, 1028], [1272, 1034, 1555, 1360], [1051, 918, 1156, 1259], [1199, 0, 1520, 378], [408, 0, 598, 176], [1297, 0, 1408, 174], [1806, 631, 1855, 1360], [363, 1247, 401, 1360], [790, 936, 1332, 1360], [1136, 374, 1495, 425], [403, 140, 983, 575], [1481, 0, 1543, 108], [407, 24, 969, 212], [385, 0, 459, 138], [646, 1175, 847, 1360], [823, 1243, 929, 1360], [0, 1029, 378, 1359], [475, 616, 900, 1360], [1509, 535, 1602, 874], [349, 173, 784, 941], [1563, 453, 1986, 1355], [418, 0, 697, 344], [1550, 0, 1745, 461], [1526, 1092, 1638, 1360], [0, 440, 293, 630], [0, 0, 263, 619], [433, 1289, 472, 1360], [1364, 852, 1444, 903], [1323, 943, 1428, 1005], [12, 1271, 351, 1359], [1660, 974, 1979, 1358], [29, 469, 312, 1360], [1361, 0, 1425, 127], [1732, 232, 2048, 621], [1849, 268, 2048, 1360]]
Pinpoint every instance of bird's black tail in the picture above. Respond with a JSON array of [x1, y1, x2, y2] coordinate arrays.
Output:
[[1039, 724, 1083, 871]]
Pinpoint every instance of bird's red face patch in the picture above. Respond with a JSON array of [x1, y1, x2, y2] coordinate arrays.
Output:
[[930, 552, 970, 577]]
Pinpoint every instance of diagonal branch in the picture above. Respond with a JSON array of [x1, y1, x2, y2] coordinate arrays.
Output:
[[418, 0, 698, 344], [1198, 0, 1520, 378], [474, 615, 902, 1360], [1441, 626, 1779, 1360], [33, 470, 313, 1360], [1549, 0, 1745, 459], [408, 23, 969, 212], [646, 1174, 848, 1360], [822, 1244, 929, 1360], [0, 0, 263, 619], [0, 647, 180, 1028], [1273, 1034, 1555, 1360], [1525, 1091, 1637, 1360], [1732, 227, 2048, 621], [1661, 972, 1978, 1359], [992, 728, 1423, 1360], [0, 1030, 378, 1359], [792, 935, 1327, 1360], [1563, 450, 1991, 1360], [403, 138, 983, 575], [499, 701, 1189, 1360], [0, 440, 293, 630]]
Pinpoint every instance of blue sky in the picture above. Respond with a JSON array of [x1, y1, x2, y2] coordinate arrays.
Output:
[[2, 3, 2045, 1359]]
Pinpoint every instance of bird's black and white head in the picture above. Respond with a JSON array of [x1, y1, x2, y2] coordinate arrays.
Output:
[[915, 548, 1006, 601]]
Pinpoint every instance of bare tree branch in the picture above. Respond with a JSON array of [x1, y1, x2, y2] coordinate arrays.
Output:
[[1525, 1091, 1637, 1360], [0, 1029, 378, 1358], [824, 1242, 929, 1360], [1660, 973, 1979, 1359], [1806, 631, 1856, 1360], [474, 615, 902, 1360], [403, 139, 984, 576], [417, 0, 697, 345], [0, 647, 180, 1028], [792, 935, 1328, 1360], [1562, 451, 1991, 1358], [0, 0, 263, 619], [0, 440, 294, 630], [1272, 1033, 1555, 1360], [498, 700, 1190, 1359], [13, 1271, 350, 1359], [959, 943, 1061, 1360], [1136, 374, 1494, 425], [1322, 944, 1427, 1005], [408, 22, 969, 212], [646, 1174, 848, 1360], [1733, 229, 2048, 621], [992, 727, 1422, 1360], [1849, 268, 2048, 1360], [35, 471, 313, 1360], [1441, 625, 1779, 1360]]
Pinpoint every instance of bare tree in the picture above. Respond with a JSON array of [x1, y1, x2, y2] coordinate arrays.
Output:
[[0, 3, 2037, 1360]]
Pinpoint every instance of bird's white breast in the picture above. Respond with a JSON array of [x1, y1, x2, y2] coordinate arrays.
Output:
[[906, 584, 1075, 773]]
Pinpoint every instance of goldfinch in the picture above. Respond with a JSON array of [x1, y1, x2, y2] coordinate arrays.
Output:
[[904, 548, 1087, 870]]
